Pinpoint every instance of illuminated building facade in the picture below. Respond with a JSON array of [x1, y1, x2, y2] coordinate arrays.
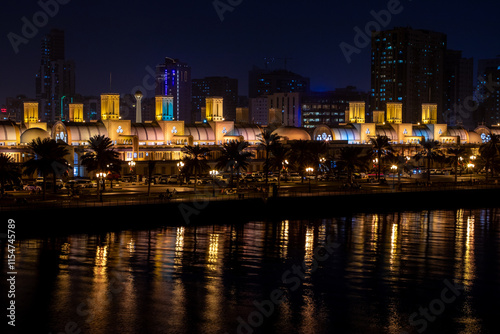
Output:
[[4, 93, 498, 179], [192, 77, 238, 122], [155, 57, 192, 123], [371, 27, 446, 124]]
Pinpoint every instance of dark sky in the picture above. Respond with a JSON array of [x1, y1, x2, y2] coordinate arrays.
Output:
[[1, 0, 499, 104]]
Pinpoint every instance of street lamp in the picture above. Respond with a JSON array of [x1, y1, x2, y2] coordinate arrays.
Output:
[[177, 161, 184, 185], [391, 165, 397, 189], [306, 167, 314, 193], [468, 163, 475, 183], [96, 172, 106, 201], [210, 170, 218, 197], [128, 160, 136, 182]]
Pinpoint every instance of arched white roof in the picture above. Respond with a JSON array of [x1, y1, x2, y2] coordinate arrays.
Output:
[[0, 121, 20, 142], [412, 125, 432, 140], [272, 126, 311, 141], [132, 123, 164, 141], [331, 124, 360, 142], [64, 122, 108, 142], [375, 125, 398, 140], [20, 127, 50, 143], [447, 126, 469, 143], [185, 124, 215, 141], [229, 125, 262, 142]]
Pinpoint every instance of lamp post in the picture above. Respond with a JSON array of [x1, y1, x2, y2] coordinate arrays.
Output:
[[210, 170, 218, 197], [468, 163, 475, 184], [96, 172, 106, 201], [391, 165, 397, 189], [306, 167, 314, 193], [177, 161, 184, 185], [128, 160, 136, 182]]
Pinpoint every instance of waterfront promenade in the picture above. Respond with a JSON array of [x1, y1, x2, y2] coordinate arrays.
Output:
[[2, 177, 500, 239]]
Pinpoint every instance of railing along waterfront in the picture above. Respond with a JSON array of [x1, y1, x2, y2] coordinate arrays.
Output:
[[1, 180, 499, 212]]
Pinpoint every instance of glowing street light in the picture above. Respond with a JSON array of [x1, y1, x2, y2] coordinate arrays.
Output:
[[306, 167, 314, 193], [468, 163, 475, 183], [96, 172, 106, 201], [391, 165, 397, 189], [177, 161, 184, 185], [210, 170, 219, 197]]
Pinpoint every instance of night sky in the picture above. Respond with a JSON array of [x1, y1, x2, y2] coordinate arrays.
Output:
[[1, 0, 499, 104]]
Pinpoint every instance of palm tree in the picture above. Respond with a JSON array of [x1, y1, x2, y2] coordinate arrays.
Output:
[[478, 134, 500, 181], [257, 127, 281, 189], [308, 141, 329, 179], [414, 139, 442, 183], [81, 135, 121, 191], [181, 145, 210, 191], [289, 140, 313, 183], [337, 147, 372, 185], [268, 143, 291, 189], [446, 146, 467, 184], [23, 138, 70, 199], [215, 141, 254, 191], [146, 160, 157, 196], [369, 135, 393, 182], [0, 154, 21, 195]]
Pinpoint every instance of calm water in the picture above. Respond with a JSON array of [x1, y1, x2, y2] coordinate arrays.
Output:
[[2, 208, 500, 334]]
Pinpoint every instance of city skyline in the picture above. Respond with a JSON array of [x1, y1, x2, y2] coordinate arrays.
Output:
[[1, 0, 499, 105]]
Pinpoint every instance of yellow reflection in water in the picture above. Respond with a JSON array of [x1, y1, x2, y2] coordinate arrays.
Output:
[[94, 245, 108, 279], [371, 215, 379, 252], [127, 238, 135, 254], [304, 226, 314, 274], [280, 220, 289, 259], [464, 215, 476, 285], [175, 227, 184, 268], [207, 233, 220, 272], [59, 242, 70, 270], [390, 222, 398, 272]]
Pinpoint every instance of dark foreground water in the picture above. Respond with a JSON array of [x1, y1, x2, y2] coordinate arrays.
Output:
[[2, 208, 500, 334]]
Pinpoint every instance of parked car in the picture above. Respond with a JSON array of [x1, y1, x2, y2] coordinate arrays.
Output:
[[168, 175, 179, 184], [288, 173, 302, 182]]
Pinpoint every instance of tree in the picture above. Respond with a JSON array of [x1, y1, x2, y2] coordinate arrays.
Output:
[[146, 160, 157, 196], [478, 134, 500, 181], [446, 146, 468, 184], [257, 127, 281, 189], [414, 139, 442, 183], [81, 135, 121, 191], [23, 138, 70, 199], [181, 145, 210, 191], [268, 143, 291, 189], [337, 147, 372, 185], [369, 135, 393, 182], [289, 140, 313, 183], [0, 154, 21, 196], [215, 141, 254, 191], [308, 140, 329, 179]]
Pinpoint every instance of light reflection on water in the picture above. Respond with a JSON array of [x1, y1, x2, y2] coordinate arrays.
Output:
[[3, 208, 500, 333]]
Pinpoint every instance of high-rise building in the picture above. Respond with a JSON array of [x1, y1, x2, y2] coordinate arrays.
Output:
[[249, 97, 269, 125], [192, 76, 238, 121], [301, 87, 369, 128], [268, 92, 302, 127], [155, 57, 192, 123], [371, 27, 447, 124], [248, 66, 310, 98], [444, 50, 474, 127], [35, 29, 76, 122], [476, 58, 500, 126]]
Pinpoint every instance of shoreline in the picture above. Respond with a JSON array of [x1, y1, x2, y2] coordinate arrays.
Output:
[[6, 186, 500, 239]]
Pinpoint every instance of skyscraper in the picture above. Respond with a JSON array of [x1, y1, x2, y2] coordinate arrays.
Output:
[[371, 27, 446, 124], [192, 76, 238, 121], [155, 57, 192, 123], [35, 29, 76, 122], [248, 66, 310, 98], [444, 50, 474, 127], [476, 57, 500, 126]]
